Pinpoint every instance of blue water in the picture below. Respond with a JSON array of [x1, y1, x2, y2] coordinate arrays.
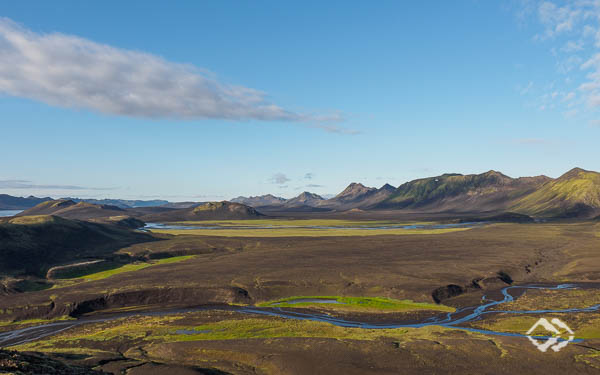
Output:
[[0, 210, 22, 217], [144, 222, 482, 231], [1, 284, 597, 347], [175, 329, 212, 335], [236, 284, 597, 341]]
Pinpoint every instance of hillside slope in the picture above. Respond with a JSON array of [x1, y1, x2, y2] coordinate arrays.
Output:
[[379, 171, 550, 213], [18, 200, 127, 220], [511, 168, 600, 218], [64, 198, 169, 208], [0, 215, 154, 277], [142, 201, 263, 221], [231, 194, 286, 207], [284, 192, 325, 207]]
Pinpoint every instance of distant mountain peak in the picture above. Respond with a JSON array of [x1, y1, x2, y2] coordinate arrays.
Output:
[[560, 167, 593, 180], [483, 170, 509, 178], [230, 194, 286, 207], [336, 183, 375, 197], [283, 192, 324, 208], [379, 183, 396, 191], [297, 191, 323, 199]]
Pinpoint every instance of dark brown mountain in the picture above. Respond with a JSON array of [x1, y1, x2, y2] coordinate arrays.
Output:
[[231, 194, 287, 207], [320, 183, 396, 210], [0, 194, 52, 210], [330, 183, 377, 204], [17, 200, 127, 220], [284, 192, 324, 207], [141, 201, 263, 222], [160, 202, 204, 209]]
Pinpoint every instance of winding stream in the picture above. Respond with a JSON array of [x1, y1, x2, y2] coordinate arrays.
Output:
[[1, 283, 598, 348]]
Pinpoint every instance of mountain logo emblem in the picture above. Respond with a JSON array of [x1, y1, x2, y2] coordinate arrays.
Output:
[[526, 318, 574, 352]]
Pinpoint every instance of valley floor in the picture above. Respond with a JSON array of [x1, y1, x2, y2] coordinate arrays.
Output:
[[1, 219, 600, 374]]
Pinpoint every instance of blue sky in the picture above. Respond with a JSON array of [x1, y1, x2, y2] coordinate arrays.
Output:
[[1, 1, 599, 201]]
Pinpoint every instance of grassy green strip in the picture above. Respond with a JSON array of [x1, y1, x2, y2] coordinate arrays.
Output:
[[71, 255, 196, 282], [0, 316, 75, 327], [258, 296, 455, 312]]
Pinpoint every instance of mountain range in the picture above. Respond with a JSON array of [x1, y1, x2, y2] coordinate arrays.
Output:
[[4, 167, 600, 219], [232, 167, 600, 218], [0, 195, 52, 210], [64, 198, 169, 209], [0, 196, 169, 210]]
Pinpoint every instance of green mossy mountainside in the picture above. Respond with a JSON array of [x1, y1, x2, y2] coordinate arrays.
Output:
[[9, 167, 600, 226], [379, 170, 548, 211], [510, 168, 600, 218], [240, 167, 600, 218], [376, 168, 600, 218], [0, 215, 154, 277]]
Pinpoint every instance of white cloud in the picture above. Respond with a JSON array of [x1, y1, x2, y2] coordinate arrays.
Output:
[[0, 18, 346, 128], [537, 1, 581, 38], [269, 173, 290, 185], [517, 1, 600, 116], [520, 81, 534, 95], [562, 92, 576, 101], [562, 40, 584, 52]]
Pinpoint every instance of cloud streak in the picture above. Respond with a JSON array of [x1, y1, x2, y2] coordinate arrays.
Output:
[[0, 18, 346, 128], [0, 179, 115, 190]]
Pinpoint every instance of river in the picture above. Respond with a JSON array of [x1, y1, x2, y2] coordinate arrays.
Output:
[[1, 283, 598, 348]]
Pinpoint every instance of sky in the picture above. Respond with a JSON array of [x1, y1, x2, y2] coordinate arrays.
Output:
[[1, 1, 599, 201]]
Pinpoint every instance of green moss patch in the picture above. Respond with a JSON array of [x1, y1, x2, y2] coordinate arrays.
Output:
[[258, 296, 455, 312]]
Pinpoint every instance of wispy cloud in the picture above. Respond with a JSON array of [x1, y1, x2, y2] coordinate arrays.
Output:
[[310, 123, 361, 134], [515, 1, 600, 118], [512, 138, 555, 146], [519, 81, 534, 95], [305, 184, 324, 188], [304, 173, 314, 180], [269, 173, 290, 185], [0, 18, 348, 131], [0, 179, 115, 190]]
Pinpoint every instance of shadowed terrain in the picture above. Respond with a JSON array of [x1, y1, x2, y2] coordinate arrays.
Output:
[[2, 167, 600, 374]]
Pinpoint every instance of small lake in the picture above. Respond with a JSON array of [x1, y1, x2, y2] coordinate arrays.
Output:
[[0, 210, 23, 217]]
